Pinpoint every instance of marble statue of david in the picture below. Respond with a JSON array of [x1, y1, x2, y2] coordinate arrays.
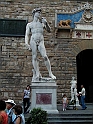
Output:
[[70, 76, 77, 101], [25, 8, 56, 81]]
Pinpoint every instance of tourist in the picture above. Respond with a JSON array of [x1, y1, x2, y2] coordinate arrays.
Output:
[[5, 99, 25, 124], [79, 85, 87, 110], [23, 85, 31, 113], [0, 99, 8, 124], [62, 94, 68, 111], [25, 8, 56, 81], [5, 99, 16, 124], [12, 104, 25, 124]]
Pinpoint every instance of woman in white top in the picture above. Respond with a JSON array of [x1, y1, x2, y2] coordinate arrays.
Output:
[[23, 85, 31, 113]]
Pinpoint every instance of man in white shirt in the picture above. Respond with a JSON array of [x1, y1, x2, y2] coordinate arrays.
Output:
[[79, 85, 87, 110]]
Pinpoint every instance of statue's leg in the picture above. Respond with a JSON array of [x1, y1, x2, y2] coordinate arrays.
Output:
[[38, 42, 56, 79], [32, 55, 40, 79], [31, 41, 40, 79], [71, 88, 74, 101]]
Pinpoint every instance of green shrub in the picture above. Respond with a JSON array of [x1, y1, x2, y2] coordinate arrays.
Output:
[[26, 107, 48, 124]]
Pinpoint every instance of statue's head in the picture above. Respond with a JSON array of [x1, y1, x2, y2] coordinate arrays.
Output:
[[32, 8, 42, 17], [72, 76, 75, 80]]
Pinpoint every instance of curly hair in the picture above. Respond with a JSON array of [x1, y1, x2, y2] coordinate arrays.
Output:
[[32, 8, 41, 18], [0, 99, 6, 111], [13, 105, 22, 115]]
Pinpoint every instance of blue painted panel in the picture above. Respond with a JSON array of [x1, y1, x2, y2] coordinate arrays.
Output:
[[57, 10, 84, 28]]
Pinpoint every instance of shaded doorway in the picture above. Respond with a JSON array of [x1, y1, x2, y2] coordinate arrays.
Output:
[[76, 49, 93, 103]]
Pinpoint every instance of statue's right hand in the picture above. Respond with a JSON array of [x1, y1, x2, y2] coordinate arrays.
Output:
[[25, 44, 31, 50], [42, 17, 47, 25]]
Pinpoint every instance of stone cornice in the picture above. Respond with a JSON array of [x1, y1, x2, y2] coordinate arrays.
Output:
[[55, 2, 92, 14]]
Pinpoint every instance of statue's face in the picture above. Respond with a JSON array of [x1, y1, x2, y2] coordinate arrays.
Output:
[[72, 76, 75, 80], [34, 11, 41, 18]]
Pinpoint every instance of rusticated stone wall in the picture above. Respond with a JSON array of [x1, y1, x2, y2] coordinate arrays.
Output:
[[0, 0, 93, 104]]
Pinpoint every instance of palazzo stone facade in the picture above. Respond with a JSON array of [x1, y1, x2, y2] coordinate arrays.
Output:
[[0, 0, 93, 104]]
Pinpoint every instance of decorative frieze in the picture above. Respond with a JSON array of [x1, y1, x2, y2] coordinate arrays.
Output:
[[55, 2, 93, 39], [72, 30, 93, 39], [72, 3, 93, 39]]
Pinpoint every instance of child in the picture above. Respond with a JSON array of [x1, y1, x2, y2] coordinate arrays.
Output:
[[62, 94, 68, 111]]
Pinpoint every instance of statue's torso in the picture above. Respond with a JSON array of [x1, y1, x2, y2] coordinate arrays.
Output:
[[29, 21, 44, 43], [71, 80, 77, 88], [30, 21, 43, 33]]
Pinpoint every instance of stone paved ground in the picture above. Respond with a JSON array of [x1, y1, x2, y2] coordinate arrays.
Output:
[[58, 103, 93, 114]]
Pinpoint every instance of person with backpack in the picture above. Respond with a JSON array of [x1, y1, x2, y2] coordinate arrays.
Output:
[[5, 99, 25, 124], [5, 99, 16, 124], [12, 105, 25, 124]]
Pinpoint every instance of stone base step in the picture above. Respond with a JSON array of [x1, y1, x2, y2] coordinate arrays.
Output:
[[48, 116, 93, 120], [48, 120, 93, 124], [25, 103, 93, 124]]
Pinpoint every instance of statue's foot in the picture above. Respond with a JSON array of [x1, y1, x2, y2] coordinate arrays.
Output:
[[34, 75, 42, 81], [32, 77, 39, 82], [49, 73, 56, 79]]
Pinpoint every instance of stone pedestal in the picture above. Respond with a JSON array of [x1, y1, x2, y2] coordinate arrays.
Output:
[[76, 99, 80, 107], [69, 99, 81, 110], [30, 78, 59, 113]]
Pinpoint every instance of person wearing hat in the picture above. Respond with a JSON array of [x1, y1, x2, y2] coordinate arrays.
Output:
[[5, 99, 16, 124], [25, 7, 56, 81], [5, 99, 25, 124]]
